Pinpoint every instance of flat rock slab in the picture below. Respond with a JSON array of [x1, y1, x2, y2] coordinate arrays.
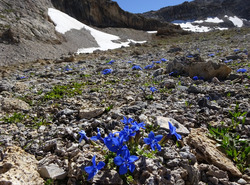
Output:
[[38, 163, 67, 180], [185, 128, 242, 177], [156, 116, 190, 135], [78, 107, 105, 119], [1, 97, 31, 112], [0, 146, 44, 185]]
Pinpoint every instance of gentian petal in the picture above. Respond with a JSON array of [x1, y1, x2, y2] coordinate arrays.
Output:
[[97, 161, 105, 170], [119, 164, 128, 175], [156, 143, 161, 151], [129, 163, 136, 173], [114, 156, 123, 166], [148, 131, 155, 139], [144, 138, 152, 144], [84, 166, 94, 174], [155, 135, 163, 141], [87, 171, 95, 180], [92, 155, 96, 167], [174, 133, 182, 140], [129, 155, 139, 163], [90, 136, 98, 141]]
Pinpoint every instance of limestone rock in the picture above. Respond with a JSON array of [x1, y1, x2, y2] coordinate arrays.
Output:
[[166, 58, 232, 80], [0, 146, 44, 185], [38, 163, 67, 180], [156, 116, 190, 135], [12, 82, 29, 93], [1, 98, 31, 112], [185, 128, 242, 177], [78, 107, 105, 119]]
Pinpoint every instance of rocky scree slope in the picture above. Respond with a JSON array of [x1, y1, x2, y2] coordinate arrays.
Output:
[[0, 28, 249, 184], [143, 0, 250, 28]]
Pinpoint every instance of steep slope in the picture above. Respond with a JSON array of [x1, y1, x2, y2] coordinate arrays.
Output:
[[50, 0, 179, 31], [143, 0, 250, 32], [0, 0, 182, 66]]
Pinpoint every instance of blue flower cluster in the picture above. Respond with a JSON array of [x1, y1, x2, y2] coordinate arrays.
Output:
[[79, 117, 182, 180], [192, 76, 204, 80], [102, 68, 113, 75]]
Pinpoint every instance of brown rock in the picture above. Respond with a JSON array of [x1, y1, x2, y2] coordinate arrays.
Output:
[[78, 107, 105, 119], [166, 59, 232, 80], [185, 128, 242, 177], [0, 146, 44, 185], [1, 98, 31, 112], [12, 82, 29, 93]]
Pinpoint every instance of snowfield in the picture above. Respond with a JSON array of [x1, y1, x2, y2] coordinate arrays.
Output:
[[48, 8, 146, 54], [172, 16, 245, 32]]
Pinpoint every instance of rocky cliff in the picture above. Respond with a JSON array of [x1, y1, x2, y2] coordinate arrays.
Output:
[[143, 0, 250, 23], [50, 0, 178, 31], [0, 0, 182, 66]]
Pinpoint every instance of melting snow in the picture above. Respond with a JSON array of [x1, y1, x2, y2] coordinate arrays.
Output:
[[226, 15, 243, 27], [147, 31, 157, 34], [204, 17, 224, 23], [48, 8, 146, 54]]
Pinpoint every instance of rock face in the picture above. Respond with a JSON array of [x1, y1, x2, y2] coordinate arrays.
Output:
[[0, 0, 183, 66], [143, 0, 250, 23], [0, 146, 44, 185], [50, 0, 178, 31], [185, 128, 242, 177]]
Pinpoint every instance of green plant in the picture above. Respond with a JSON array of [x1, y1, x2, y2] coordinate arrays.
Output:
[[208, 104, 249, 172], [1, 112, 26, 123], [44, 179, 53, 185], [43, 82, 84, 101], [229, 103, 247, 128], [105, 104, 113, 112]]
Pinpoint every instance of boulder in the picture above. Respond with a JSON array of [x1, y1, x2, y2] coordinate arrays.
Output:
[[166, 58, 232, 80], [1, 98, 31, 112], [0, 146, 44, 185], [78, 107, 105, 119], [185, 128, 242, 177]]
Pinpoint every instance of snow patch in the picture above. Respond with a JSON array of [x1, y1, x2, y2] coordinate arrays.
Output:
[[48, 8, 146, 54], [147, 31, 157, 34], [204, 17, 224, 23], [226, 15, 243, 27]]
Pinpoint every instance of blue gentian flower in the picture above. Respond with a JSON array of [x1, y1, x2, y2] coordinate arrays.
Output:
[[79, 130, 89, 142], [119, 125, 136, 142], [144, 64, 154, 70], [90, 128, 104, 143], [102, 69, 113, 75], [234, 49, 240, 52], [17, 76, 26, 80], [107, 60, 115, 64], [84, 155, 105, 180], [169, 70, 178, 76], [237, 68, 247, 73], [168, 122, 182, 140], [131, 121, 145, 131], [132, 65, 142, 70], [127, 61, 133, 64], [64, 65, 72, 71], [224, 59, 233, 63], [114, 149, 138, 175], [187, 55, 193, 58], [208, 53, 215, 57], [121, 116, 134, 125], [144, 131, 163, 151], [150, 87, 157, 93], [161, 58, 168, 62], [193, 76, 198, 80], [153, 61, 161, 64]]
